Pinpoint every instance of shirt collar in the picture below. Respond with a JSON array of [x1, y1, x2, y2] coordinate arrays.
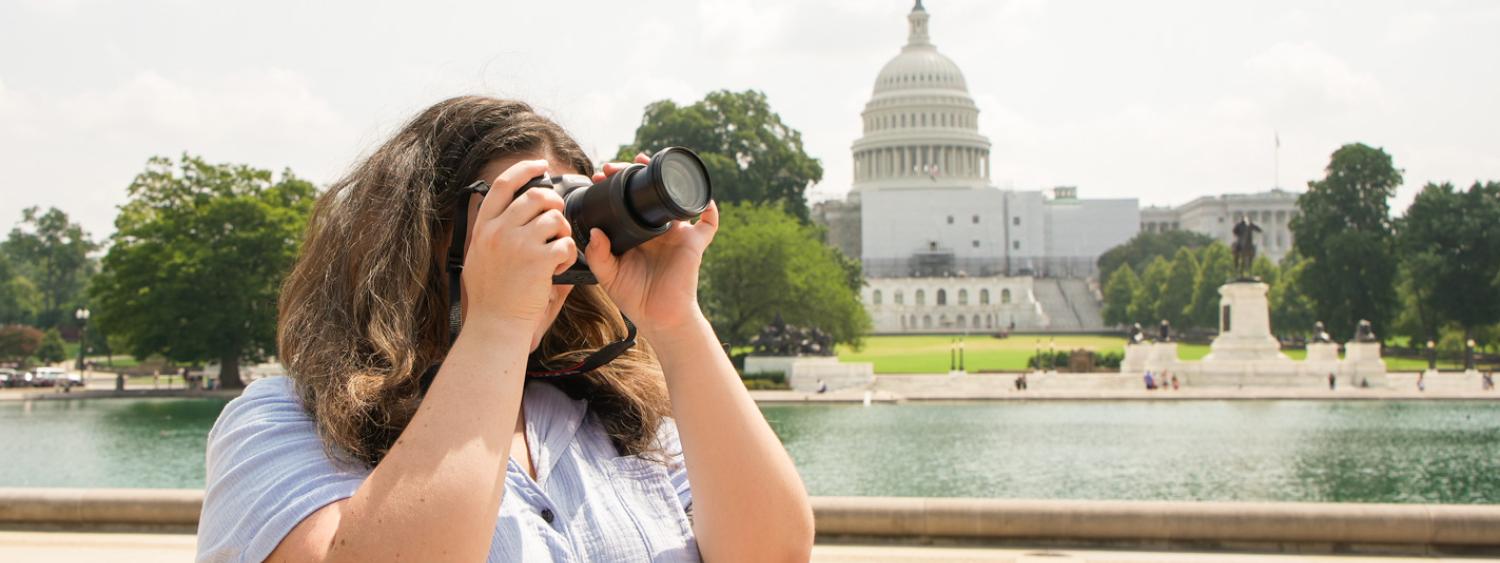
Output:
[[522, 381, 588, 486]]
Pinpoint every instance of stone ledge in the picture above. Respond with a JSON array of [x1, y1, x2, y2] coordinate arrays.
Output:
[[2, 489, 1497, 551], [812, 497, 1500, 551]]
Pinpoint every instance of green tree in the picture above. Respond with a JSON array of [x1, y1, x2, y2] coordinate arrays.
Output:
[[2, 207, 98, 328], [1160, 247, 1199, 329], [0, 252, 39, 324], [1396, 181, 1500, 344], [1101, 264, 1139, 327], [1269, 253, 1317, 338], [1189, 243, 1232, 330], [0, 324, 44, 366], [617, 90, 823, 221], [36, 327, 65, 364], [1097, 230, 1217, 285], [90, 155, 316, 388], [1251, 256, 1279, 288], [1133, 256, 1171, 325], [699, 202, 869, 349], [1290, 143, 1401, 340]]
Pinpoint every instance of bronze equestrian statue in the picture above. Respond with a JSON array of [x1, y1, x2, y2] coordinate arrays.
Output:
[[1231, 217, 1263, 280]]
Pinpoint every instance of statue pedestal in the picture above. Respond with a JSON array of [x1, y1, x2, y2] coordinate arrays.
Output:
[[1342, 341, 1387, 386], [1146, 342, 1178, 373], [1303, 342, 1342, 378], [1203, 282, 1286, 363], [1194, 282, 1295, 384], [1121, 343, 1149, 374]]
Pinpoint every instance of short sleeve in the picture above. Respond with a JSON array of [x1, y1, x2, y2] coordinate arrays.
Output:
[[197, 377, 369, 563], [655, 418, 693, 512]]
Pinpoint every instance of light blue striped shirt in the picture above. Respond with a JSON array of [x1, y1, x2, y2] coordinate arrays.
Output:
[[197, 376, 698, 562]]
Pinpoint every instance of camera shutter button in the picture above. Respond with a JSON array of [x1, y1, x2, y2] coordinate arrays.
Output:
[[539, 507, 555, 524]]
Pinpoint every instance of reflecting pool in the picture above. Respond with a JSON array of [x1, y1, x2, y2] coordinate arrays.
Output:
[[2, 397, 1497, 504]]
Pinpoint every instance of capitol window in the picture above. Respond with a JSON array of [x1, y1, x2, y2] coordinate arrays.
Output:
[[972, 240, 979, 248], [895, 290, 904, 305], [1012, 217, 1021, 226], [1002, 289, 1012, 304], [873, 289, 882, 305], [980, 289, 990, 305], [972, 215, 979, 224], [915, 289, 926, 305], [936, 289, 947, 306], [958, 289, 968, 305], [1013, 240, 1021, 250]]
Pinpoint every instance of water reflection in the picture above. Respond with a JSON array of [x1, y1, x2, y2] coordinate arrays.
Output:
[[1, 397, 1496, 503], [762, 400, 1500, 504], [0, 397, 229, 488]]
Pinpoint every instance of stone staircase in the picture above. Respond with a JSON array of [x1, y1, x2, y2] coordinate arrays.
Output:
[[1059, 278, 1106, 330], [1032, 278, 1081, 331]]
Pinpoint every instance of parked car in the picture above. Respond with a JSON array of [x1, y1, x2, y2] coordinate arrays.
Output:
[[31, 367, 66, 388], [0, 368, 19, 388]]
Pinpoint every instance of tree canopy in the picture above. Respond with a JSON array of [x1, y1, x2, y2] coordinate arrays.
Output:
[[1101, 264, 1138, 327], [89, 155, 316, 388], [617, 90, 823, 222], [1096, 230, 1217, 286], [699, 202, 869, 349], [1290, 143, 1400, 340], [1396, 181, 1500, 340], [1, 207, 97, 328]]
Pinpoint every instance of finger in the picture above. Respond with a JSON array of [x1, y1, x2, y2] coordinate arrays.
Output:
[[498, 185, 565, 229], [700, 199, 720, 229], [591, 172, 606, 183], [584, 228, 617, 281], [549, 238, 578, 275], [525, 209, 572, 242], [634, 152, 650, 165], [602, 161, 633, 177], [476, 159, 549, 224]]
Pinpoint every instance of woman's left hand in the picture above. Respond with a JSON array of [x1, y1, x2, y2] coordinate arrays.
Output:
[[584, 152, 718, 336]]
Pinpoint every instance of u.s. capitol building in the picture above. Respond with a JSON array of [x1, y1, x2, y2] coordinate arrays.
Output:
[[814, 1, 1140, 333]]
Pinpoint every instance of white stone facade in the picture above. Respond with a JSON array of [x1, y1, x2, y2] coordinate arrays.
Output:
[[1140, 189, 1300, 263], [863, 276, 1044, 333], [817, 2, 1139, 282]]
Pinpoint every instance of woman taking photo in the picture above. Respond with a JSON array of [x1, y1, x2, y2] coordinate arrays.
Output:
[[197, 96, 814, 562]]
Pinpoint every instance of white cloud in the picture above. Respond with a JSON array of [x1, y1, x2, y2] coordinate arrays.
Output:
[[1244, 41, 1387, 115], [0, 68, 353, 240]]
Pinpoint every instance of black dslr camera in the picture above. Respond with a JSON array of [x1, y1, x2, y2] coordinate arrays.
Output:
[[513, 146, 712, 285]]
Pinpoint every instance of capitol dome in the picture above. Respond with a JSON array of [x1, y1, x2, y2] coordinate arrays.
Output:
[[852, 0, 992, 192]]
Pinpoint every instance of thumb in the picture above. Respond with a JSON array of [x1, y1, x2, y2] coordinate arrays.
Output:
[[585, 228, 617, 282]]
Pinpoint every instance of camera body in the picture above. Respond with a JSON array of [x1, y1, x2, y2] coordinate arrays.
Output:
[[515, 146, 712, 285]]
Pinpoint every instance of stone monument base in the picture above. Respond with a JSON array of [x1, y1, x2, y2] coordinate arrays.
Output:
[[744, 355, 874, 392]]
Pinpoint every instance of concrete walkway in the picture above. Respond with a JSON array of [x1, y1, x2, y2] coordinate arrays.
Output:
[[0, 532, 1492, 562]]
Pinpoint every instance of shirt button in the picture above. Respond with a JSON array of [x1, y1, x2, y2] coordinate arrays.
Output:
[[540, 508, 555, 524]]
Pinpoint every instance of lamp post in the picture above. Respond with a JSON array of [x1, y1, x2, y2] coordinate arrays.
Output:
[[1427, 340, 1436, 372], [74, 308, 92, 390], [1467, 339, 1478, 372]]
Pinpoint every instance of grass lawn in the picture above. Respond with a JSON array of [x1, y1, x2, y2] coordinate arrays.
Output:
[[838, 334, 1464, 374], [838, 334, 1125, 374]]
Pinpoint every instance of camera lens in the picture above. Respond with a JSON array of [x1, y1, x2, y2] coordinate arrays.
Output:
[[626, 147, 712, 227], [659, 150, 710, 211]]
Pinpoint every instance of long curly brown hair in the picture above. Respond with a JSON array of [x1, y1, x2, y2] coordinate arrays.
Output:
[[277, 96, 670, 467]]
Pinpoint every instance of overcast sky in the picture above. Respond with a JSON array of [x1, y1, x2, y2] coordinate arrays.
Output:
[[3, 0, 1498, 241]]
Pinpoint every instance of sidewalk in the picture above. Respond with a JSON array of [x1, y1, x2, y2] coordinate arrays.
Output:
[[0, 532, 1492, 562]]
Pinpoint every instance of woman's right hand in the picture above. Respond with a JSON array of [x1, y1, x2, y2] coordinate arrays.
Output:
[[460, 159, 576, 331]]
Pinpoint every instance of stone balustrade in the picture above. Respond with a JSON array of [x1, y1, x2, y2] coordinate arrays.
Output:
[[3, 488, 1498, 553]]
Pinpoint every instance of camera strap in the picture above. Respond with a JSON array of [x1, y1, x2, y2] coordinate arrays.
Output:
[[423, 180, 637, 391]]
